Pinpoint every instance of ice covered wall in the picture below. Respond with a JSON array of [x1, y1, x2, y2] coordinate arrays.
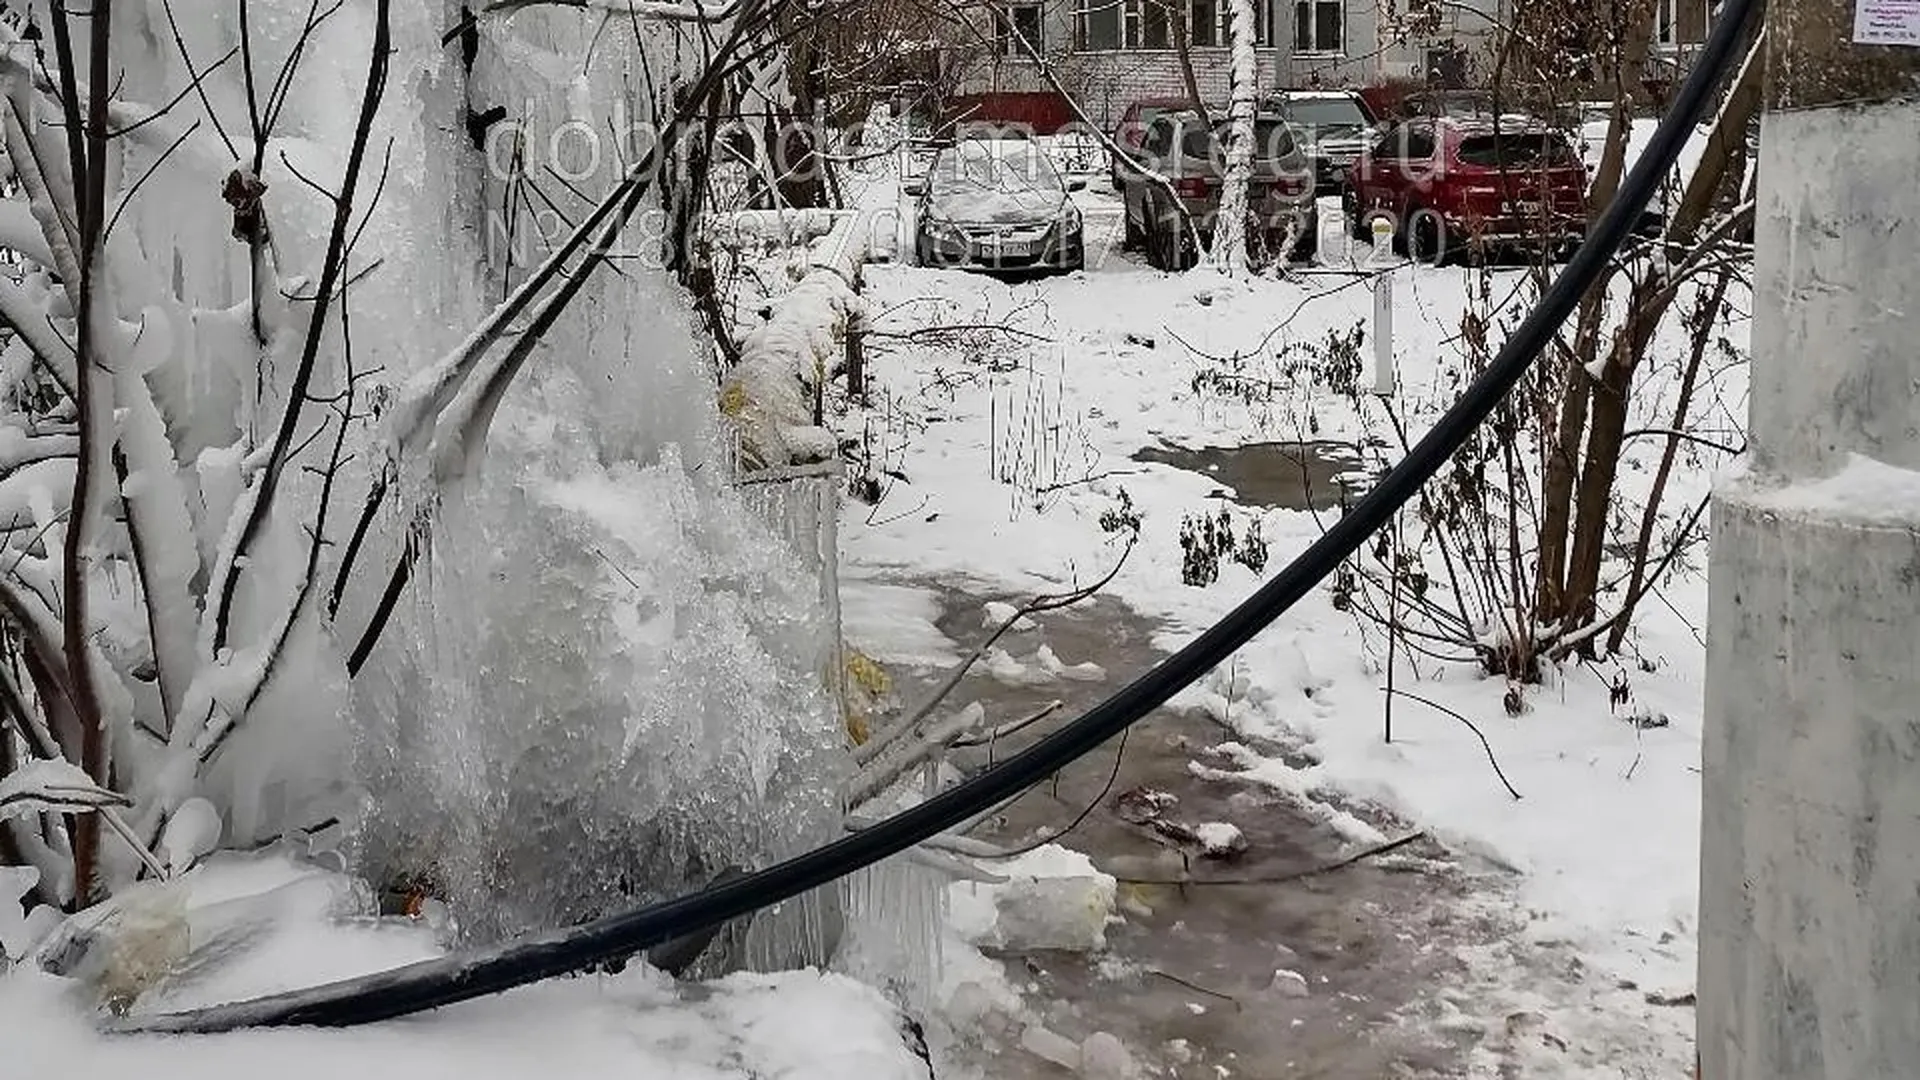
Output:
[[97, 1, 847, 958]]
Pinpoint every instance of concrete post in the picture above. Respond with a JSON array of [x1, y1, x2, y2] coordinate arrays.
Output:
[[1699, 4, 1920, 1077]]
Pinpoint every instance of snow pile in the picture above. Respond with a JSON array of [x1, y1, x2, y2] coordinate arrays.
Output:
[[1, 851, 929, 1077], [1730, 451, 1920, 524], [2, 847, 951, 1078]]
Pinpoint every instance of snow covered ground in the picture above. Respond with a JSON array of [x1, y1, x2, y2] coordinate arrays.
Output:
[[837, 162, 1745, 1071], [2, 852, 932, 1078], [0, 113, 1735, 1076]]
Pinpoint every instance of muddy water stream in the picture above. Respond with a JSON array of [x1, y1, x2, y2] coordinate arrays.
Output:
[[1130, 440, 1367, 512], [893, 586, 1501, 1078]]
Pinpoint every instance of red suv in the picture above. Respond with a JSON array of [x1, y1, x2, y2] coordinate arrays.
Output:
[[1344, 115, 1588, 262]]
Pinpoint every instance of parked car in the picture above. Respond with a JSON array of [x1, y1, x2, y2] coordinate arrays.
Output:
[[1399, 88, 1498, 120], [1109, 96, 1204, 187], [1116, 109, 1317, 270], [904, 137, 1087, 273], [1344, 116, 1587, 263], [1266, 89, 1379, 195], [1401, 89, 1581, 131]]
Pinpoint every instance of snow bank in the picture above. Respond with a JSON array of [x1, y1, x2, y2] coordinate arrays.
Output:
[[1726, 452, 1920, 524]]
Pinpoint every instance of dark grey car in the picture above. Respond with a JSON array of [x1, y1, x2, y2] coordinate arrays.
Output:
[[1267, 90, 1378, 195], [1117, 109, 1317, 270]]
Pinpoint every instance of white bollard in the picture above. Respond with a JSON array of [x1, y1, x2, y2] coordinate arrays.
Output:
[[1372, 267, 1395, 397]]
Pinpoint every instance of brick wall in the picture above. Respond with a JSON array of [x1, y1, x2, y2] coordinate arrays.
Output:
[[952, 50, 1282, 129]]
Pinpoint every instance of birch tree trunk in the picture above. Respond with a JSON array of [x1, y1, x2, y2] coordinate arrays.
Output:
[[1212, 0, 1258, 274]]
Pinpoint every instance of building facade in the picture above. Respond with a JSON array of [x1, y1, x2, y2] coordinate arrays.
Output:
[[939, 0, 1715, 128], [942, 0, 1505, 127]]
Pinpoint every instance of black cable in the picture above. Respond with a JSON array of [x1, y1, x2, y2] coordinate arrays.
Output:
[[120, 0, 1761, 1034]]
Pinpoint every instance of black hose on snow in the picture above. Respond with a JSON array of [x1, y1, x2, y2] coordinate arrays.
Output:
[[121, 0, 1761, 1033]]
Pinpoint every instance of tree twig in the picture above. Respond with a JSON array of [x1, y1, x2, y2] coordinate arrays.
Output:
[[1379, 689, 1522, 800], [1114, 829, 1431, 885], [1148, 968, 1240, 1007], [208, 0, 393, 655]]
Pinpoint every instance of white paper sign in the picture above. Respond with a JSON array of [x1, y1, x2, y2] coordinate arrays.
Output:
[[1854, 0, 1920, 46]]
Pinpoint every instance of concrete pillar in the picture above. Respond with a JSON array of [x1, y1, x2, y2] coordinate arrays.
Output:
[[1699, 4, 1920, 1077]]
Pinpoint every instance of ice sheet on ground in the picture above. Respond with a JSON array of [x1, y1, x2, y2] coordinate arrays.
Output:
[[840, 575, 964, 666]]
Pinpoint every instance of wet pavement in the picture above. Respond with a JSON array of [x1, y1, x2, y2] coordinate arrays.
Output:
[[886, 583, 1509, 1079]]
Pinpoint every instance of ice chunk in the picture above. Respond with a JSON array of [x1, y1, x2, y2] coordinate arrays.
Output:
[[1194, 822, 1247, 858], [1020, 1024, 1082, 1069], [984, 646, 1053, 687], [982, 600, 1038, 632], [992, 875, 1116, 951], [1035, 644, 1107, 682], [949, 844, 1117, 952], [1081, 1031, 1136, 1079], [1270, 968, 1310, 998]]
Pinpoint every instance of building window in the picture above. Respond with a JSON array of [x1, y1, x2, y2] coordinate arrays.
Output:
[[1292, 0, 1342, 53], [1000, 2, 1044, 55], [1656, 0, 1710, 45], [1078, 0, 1267, 50], [1188, 0, 1218, 46], [1077, 0, 1122, 49], [1140, 0, 1173, 48], [1191, 0, 1270, 48]]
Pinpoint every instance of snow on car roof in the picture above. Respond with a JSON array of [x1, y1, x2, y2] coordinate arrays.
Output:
[[1440, 112, 1557, 133]]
